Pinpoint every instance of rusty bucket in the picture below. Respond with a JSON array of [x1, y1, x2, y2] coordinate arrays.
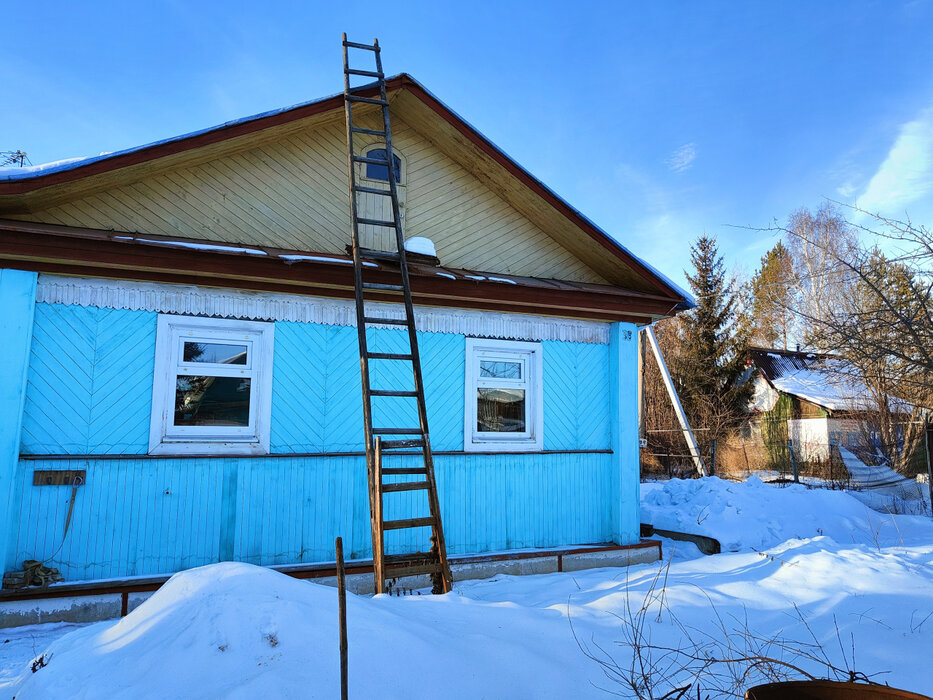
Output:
[[745, 680, 930, 700]]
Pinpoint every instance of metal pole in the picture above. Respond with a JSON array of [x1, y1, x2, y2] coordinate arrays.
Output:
[[335, 537, 348, 700], [643, 326, 708, 477], [710, 439, 716, 477]]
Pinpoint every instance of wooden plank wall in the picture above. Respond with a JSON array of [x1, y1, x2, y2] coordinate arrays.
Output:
[[11, 114, 606, 283], [10, 452, 615, 580], [8, 302, 620, 580]]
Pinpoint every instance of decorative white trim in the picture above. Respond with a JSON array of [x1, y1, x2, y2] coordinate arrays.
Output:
[[464, 338, 544, 453], [36, 275, 610, 344]]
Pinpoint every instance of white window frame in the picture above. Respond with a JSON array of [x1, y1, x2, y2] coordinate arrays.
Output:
[[464, 338, 543, 452], [149, 314, 274, 455]]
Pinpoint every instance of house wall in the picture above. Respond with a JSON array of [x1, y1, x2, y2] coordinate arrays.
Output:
[[5, 288, 632, 581], [787, 418, 830, 462]]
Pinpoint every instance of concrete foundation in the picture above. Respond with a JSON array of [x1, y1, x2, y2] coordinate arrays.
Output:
[[0, 542, 661, 628]]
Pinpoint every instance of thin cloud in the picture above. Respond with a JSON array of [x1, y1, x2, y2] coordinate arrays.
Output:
[[666, 142, 697, 173], [857, 105, 933, 215]]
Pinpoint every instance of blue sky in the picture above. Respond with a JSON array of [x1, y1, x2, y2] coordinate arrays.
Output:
[[4, 1, 933, 289]]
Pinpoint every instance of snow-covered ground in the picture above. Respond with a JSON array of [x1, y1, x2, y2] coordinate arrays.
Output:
[[3, 478, 933, 699]]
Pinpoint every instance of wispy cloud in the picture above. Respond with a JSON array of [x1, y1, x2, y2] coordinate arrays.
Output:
[[666, 142, 697, 173], [857, 105, 933, 215]]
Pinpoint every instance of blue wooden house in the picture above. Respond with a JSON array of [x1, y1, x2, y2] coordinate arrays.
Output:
[[0, 75, 689, 588]]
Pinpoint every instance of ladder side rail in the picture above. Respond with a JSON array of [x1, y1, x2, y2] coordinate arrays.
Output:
[[373, 42, 452, 592], [373, 437, 386, 593], [343, 34, 380, 564]]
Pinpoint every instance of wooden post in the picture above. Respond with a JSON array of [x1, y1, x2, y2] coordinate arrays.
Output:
[[643, 327, 707, 477], [637, 329, 646, 442], [709, 439, 717, 477], [924, 419, 933, 519], [787, 439, 799, 483], [335, 537, 348, 700]]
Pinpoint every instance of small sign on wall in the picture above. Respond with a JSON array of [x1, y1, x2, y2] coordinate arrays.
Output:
[[32, 470, 85, 486]]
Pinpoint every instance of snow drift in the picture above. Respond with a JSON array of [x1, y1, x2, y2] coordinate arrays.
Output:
[[8, 562, 594, 699], [641, 475, 933, 552]]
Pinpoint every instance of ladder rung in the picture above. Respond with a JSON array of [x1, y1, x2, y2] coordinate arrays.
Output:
[[381, 481, 430, 493], [343, 40, 380, 51], [363, 317, 409, 327], [346, 68, 383, 78], [380, 439, 425, 450], [383, 516, 435, 531], [346, 95, 389, 106], [373, 427, 423, 434], [384, 563, 444, 578], [380, 467, 428, 475], [353, 155, 396, 166], [354, 185, 393, 195], [362, 282, 404, 291], [350, 127, 388, 137], [383, 552, 434, 564], [370, 390, 418, 397], [366, 352, 413, 360], [356, 217, 397, 227]]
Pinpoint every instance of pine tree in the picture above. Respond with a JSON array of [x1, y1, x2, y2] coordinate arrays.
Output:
[[749, 241, 794, 348], [671, 236, 752, 451]]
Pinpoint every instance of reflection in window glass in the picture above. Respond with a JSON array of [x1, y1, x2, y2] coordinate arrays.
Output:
[[174, 376, 251, 426], [183, 342, 248, 365], [365, 148, 402, 182], [479, 360, 521, 380], [477, 388, 525, 432]]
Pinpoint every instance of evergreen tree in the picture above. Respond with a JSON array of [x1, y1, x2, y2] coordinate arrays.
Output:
[[749, 241, 794, 348], [671, 236, 752, 451]]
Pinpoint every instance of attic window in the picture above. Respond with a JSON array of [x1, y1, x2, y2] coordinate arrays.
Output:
[[364, 147, 402, 183]]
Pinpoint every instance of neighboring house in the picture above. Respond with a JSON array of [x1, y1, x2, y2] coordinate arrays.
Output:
[[0, 74, 690, 587], [747, 346, 877, 462]]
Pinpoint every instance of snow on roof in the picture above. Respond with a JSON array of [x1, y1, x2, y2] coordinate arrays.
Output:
[[0, 89, 345, 183], [748, 347, 913, 413], [768, 361, 872, 412]]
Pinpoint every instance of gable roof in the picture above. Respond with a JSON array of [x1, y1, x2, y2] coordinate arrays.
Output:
[[0, 74, 690, 310]]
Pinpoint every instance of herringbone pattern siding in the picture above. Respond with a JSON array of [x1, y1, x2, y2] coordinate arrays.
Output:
[[21, 304, 156, 454], [543, 341, 610, 450]]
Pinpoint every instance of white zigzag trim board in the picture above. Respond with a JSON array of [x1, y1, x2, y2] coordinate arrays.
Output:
[[36, 275, 611, 344]]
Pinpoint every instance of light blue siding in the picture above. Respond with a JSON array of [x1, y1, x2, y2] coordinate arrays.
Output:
[[24, 305, 607, 455], [12, 301, 628, 580], [9, 452, 614, 580], [21, 304, 156, 454], [542, 341, 611, 450], [609, 323, 641, 544], [0, 269, 38, 573]]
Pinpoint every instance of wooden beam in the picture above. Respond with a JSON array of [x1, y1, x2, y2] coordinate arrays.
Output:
[[643, 326, 707, 477]]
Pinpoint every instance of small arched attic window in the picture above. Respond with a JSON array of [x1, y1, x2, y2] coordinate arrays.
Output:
[[363, 146, 403, 184]]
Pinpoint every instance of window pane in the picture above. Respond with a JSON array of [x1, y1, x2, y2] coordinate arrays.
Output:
[[183, 342, 247, 365], [175, 376, 251, 426], [479, 360, 521, 380], [365, 148, 402, 182], [477, 388, 525, 433]]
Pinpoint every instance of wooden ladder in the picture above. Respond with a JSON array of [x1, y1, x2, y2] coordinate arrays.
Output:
[[341, 34, 452, 595]]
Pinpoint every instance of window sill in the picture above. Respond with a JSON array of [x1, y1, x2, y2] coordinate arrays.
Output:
[[464, 440, 543, 453], [148, 440, 269, 456]]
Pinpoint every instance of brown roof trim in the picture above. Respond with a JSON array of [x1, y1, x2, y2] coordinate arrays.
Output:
[[0, 219, 679, 322], [1, 75, 687, 306]]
